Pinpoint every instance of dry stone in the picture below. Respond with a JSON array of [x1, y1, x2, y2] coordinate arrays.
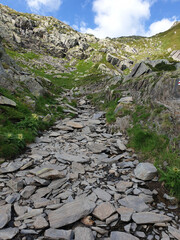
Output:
[[74, 226, 95, 240], [116, 181, 133, 192], [134, 163, 157, 181], [93, 202, 116, 221], [66, 121, 83, 129], [44, 228, 73, 240], [168, 226, 180, 240], [117, 206, 134, 222], [118, 196, 149, 212], [93, 188, 111, 201], [0, 228, 19, 240], [110, 231, 139, 240], [0, 205, 11, 229], [0, 96, 16, 107], [132, 212, 172, 224], [48, 198, 95, 228], [33, 216, 49, 229]]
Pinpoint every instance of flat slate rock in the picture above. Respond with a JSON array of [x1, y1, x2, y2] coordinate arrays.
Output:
[[44, 228, 73, 240], [116, 140, 126, 151], [0, 227, 19, 240], [66, 121, 83, 129], [116, 181, 133, 192], [134, 163, 157, 181], [0, 204, 11, 229], [56, 153, 89, 163], [117, 206, 134, 222], [93, 188, 111, 201], [87, 142, 106, 153], [132, 212, 172, 224], [93, 202, 116, 221], [74, 226, 94, 240], [110, 231, 139, 240], [48, 198, 95, 228], [0, 162, 23, 173], [0, 96, 16, 107], [118, 196, 149, 212], [168, 226, 180, 240]]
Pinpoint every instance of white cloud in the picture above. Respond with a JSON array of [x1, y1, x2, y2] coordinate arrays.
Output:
[[146, 18, 176, 36], [80, 0, 177, 38], [80, 0, 152, 38], [26, 0, 62, 13]]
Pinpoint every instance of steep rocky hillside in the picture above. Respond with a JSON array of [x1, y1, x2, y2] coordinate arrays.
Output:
[[0, 3, 179, 154]]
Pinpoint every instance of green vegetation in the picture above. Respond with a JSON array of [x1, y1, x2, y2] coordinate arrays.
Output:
[[159, 167, 180, 199], [87, 87, 180, 200], [148, 62, 176, 72], [5, 49, 40, 61]]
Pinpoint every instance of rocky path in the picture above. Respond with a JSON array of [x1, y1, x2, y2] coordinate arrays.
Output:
[[0, 96, 180, 240]]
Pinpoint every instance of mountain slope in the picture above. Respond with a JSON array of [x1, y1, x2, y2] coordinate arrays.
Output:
[[0, 3, 179, 201]]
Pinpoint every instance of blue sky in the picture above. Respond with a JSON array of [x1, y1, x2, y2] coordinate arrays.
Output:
[[0, 0, 179, 38]]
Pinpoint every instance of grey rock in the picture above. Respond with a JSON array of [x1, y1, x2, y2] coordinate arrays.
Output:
[[106, 213, 119, 225], [87, 142, 106, 153], [132, 212, 172, 224], [134, 163, 157, 181], [135, 231, 146, 238], [124, 223, 131, 233], [118, 196, 149, 212], [168, 226, 180, 240], [116, 181, 133, 192], [125, 62, 151, 81], [0, 204, 11, 229], [106, 53, 120, 66], [72, 162, 85, 174], [20, 229, 38, 235], [91, 226, 108, 235], [33, 216, 49, 229], [139, 193, 154, 203], [118, 97, 133, 104], [48, 198, 95, 228], [170, 50, 180, 61], [7, 179, 24, 192], [14, 203, 27, 216], [0, 228, 19, 240], [44, 228, 73, 240], [116, 140, 126, 151], [117, 206, 134, 222], [110, 231, 139, 240], [15, 208, 43, 221], [56, 153, 89, 163], [5, 193, 20, 204], [21, 186, 36, 199], [93, 202, 116, 221], [0, 96, 16, 107], [0, 161, 23, 173], [74, 226, 94, 240], [93, 188, 111, 202], [66, 121, 83, 128]]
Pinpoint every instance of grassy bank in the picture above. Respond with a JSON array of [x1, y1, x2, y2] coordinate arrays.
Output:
[[87, 88, 180, 200]]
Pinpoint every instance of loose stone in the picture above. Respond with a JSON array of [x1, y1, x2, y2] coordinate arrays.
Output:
[[93, 202, 116, 221]]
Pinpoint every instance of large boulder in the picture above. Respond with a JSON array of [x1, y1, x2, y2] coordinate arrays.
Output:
[[48, 198, 95, 228], [134, 163, 157, 181], [106, 53, 120, 66], [124, 62, 151, 81]]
